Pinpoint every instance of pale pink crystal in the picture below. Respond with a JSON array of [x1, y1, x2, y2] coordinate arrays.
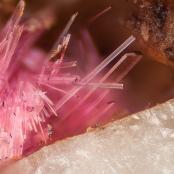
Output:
[[0, 0, 141, 160]]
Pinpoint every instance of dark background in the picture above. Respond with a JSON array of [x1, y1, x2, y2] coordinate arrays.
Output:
[[0, 0, 174, 113]]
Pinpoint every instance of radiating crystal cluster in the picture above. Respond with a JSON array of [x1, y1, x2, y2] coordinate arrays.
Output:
[[0, 0, 141, 160], [2, 99, 174, 174]]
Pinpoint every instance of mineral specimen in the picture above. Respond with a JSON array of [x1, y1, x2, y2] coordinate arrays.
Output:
[[2, 99, 174, 174], [0, 0, 140, 160]]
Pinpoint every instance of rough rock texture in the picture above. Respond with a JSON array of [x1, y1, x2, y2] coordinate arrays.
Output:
[[2, 99, 174, 174], [130, 0, 174, 68]]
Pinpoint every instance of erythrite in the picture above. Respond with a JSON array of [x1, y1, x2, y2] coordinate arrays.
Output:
[[0, 0, 141, 160]]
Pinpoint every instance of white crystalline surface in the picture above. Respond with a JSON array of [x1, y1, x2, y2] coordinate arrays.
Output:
[[2, 99, 174, 174]]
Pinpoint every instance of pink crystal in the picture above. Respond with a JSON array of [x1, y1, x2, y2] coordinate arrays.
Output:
[[0, 0, 141, 160]]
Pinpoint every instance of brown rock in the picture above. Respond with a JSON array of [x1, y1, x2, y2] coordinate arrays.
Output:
[[130, 0, 174, 68]]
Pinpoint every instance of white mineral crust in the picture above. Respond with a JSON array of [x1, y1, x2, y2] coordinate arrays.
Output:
[[2, 99, 174, 174]]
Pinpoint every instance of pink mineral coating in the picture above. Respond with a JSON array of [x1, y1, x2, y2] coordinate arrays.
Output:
[[0, 0, 140, 160]]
